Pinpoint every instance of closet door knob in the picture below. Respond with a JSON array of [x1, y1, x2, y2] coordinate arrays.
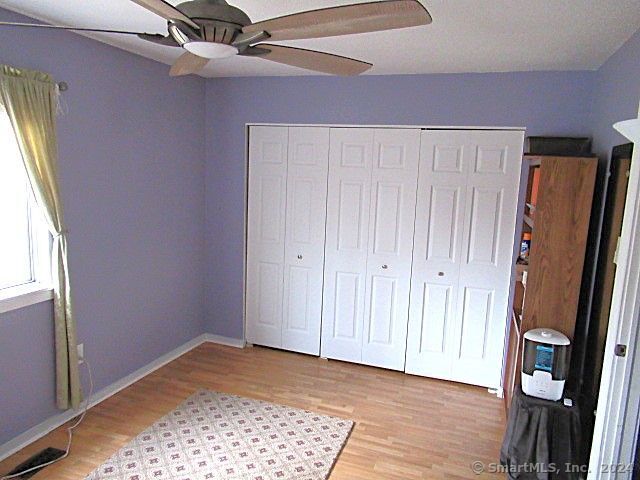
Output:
[[382, 264, 388, 270], [438, 272, 445, 277], [297, 254, 303, 260]]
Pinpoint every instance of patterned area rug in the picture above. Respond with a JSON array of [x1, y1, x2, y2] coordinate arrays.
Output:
[[85, 390, 354, 480]]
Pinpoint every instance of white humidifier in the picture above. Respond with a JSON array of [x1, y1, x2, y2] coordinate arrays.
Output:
[[521, 328, 570, 401]]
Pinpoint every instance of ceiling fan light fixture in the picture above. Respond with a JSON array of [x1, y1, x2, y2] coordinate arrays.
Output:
[[184, 41, 239, 59]]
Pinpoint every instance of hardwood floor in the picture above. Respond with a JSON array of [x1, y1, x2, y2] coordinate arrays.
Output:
[[0, 343, 506, 479]]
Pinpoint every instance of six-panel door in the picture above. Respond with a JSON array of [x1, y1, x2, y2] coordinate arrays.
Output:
[[321, 128, 374, 363], [246, 126, 289, 348], [450, 130, 524, 388], [282, 127, 330, 355], [361, 129, 420, 370], [405, 130, 471, 380]]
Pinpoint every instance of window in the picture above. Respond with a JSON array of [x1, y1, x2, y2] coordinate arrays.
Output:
[[0, 105, 52, 312]]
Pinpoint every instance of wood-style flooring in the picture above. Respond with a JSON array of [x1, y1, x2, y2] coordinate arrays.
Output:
[[0, 343, 506, 479]]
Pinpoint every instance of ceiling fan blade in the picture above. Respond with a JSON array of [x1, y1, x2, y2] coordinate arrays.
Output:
[[242, 0, 431, 41], [0, 21, 150, 36], [247, 44, 372, 76], [169, 52, 209, 76], [129, 0, 200, 30]]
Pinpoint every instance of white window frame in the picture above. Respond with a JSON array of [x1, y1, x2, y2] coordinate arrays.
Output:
[[0, 107, 53, 314]]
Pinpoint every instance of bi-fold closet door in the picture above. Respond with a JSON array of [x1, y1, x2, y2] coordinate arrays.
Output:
[[320, 128, 421, 371], [405, 130, 524, 388], [246, 125, 329, 355], [246, 125, 523, 389]]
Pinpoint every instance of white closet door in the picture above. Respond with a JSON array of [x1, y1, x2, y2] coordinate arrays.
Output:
[[246, 126, 289, 349], [405, 130, 472, 379], [361, 129, 420, 370], [450, 130, 524, 388], [321, 128, 374, 363], [406, 129, 524, 389], [282, 127, 330, 355]]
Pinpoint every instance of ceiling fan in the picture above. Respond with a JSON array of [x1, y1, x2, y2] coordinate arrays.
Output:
[[0, 0, 432, 76]]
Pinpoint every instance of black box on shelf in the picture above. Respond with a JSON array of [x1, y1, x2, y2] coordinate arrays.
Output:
[[525, 137, 592, 157]]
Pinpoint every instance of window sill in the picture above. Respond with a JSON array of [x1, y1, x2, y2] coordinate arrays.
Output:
[[0, 284, 54, 314]]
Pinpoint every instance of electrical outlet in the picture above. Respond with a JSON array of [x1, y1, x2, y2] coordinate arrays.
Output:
[[77, 343, 84, 365]]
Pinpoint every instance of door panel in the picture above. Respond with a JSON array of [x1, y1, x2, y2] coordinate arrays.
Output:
[[361, 129, 420, 371], [418, 283, 452, 354], [322, 128, 374, 363], [458, 286, 494, 359], [246, 126, 289, 348], [333, 271, 362, 339], [406, 130, 471, 379], [337, 181, 368, 251], [372, 183, 403, 255], [367, 275, 397, 345], [289, 178, 314, 244], [466, 187, 503, 266], [255, 175, 285, 242], [284, 265, 311, 331], [427, 186, 463, 262], [256, 261, 284, 328], [451, 130, 524, 388], [282, 127, 329, 355]]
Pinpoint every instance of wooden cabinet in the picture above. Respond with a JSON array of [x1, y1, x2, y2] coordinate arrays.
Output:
[[523, 156, 598, 337], [504, 155, 597, 410]]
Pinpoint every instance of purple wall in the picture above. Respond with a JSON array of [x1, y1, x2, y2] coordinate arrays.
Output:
[[0, 8, 207, 444], [0, 303, 57, 442], [591, 28, 640, 159], [204, 71, 595, 338]]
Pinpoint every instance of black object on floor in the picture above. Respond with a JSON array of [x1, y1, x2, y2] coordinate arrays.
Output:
[[501, 387, 582, 479], [5, 447, 65, 479]]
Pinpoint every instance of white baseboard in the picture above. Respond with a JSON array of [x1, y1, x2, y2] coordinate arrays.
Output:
[[203, 333, 245, 349], [0, 333, 244, 462]]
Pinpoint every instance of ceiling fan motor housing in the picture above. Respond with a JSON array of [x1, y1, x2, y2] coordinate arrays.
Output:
[[177, 0, 251, 26], [176, 0, 250, 46]]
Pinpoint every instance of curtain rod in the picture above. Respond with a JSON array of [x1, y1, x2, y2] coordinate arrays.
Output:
[[57, 82, 68, 92]]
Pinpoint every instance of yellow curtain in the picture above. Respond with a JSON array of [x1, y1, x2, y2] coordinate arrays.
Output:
[[0, 65, 81, 410]]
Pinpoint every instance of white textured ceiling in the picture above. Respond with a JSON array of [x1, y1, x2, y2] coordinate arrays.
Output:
[[0, 0, 639, 78]]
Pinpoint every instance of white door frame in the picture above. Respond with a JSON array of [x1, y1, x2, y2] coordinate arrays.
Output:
[[589, 104, 640, 478]]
